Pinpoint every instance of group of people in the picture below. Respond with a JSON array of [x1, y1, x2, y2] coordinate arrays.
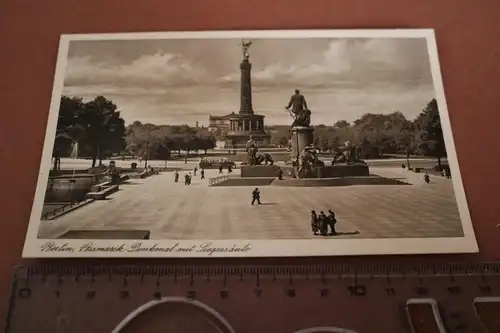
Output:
[[310, 209, 338, 236], [173, 166, 206, 186], [401, 163, 451, 184], [145, 165, 160, 175], [423, 170, 449, 184], [219, 164, 233, 174]]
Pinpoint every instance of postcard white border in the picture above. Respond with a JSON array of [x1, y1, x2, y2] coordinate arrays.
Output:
[[22, 29, 478, 258]]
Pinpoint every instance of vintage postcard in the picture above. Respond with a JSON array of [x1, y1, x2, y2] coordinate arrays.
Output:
[[22, 29, 478, 258]]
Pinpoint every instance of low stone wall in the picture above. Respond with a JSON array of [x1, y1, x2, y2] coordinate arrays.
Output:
[[240, 165, 282, 178], [280, 162, 370, 178], [210, 177, 276, 187], [222, 153, 291, 162], [318, 163, 370, 177], [272, 176, 410, 187]]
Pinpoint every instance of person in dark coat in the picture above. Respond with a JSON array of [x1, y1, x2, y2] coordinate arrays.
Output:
[[310, 210, 319, 235], [219, 165, 224, 174], [318, 211, 328, 236], [251, 188, 261, 205], [106, 161, 120, 185], [200, 169, 205, 179], [424, 173, 430, 184], [327, 209, 337, 235], [174, 170, 179, 183]]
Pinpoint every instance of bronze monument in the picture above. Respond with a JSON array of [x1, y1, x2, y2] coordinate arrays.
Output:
[[285, 92, 369, 179], [244, 135, 274, 166], [285, 89, 311, 127]]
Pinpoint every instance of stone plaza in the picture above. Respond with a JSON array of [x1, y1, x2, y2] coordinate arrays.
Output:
[[38, 165, 465, 240]]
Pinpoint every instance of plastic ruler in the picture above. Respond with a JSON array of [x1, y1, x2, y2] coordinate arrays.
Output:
[[4, 263, 500, 333]]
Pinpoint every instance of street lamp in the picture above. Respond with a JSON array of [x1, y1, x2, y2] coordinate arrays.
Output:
[[295, 130, 300, 165]]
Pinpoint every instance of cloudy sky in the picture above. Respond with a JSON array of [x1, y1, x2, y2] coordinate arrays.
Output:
[[62, 37, 437, 126]]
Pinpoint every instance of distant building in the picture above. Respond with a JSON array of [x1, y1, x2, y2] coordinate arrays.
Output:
[[208, 113, 234, 134], [215, 140, 227, 149]]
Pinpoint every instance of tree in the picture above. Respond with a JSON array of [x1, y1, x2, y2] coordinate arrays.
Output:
[[183, 135, 195, 156], [54, 96, 126, 170], [415, 98, 446, 169], [76, 96, 126, 167], [333, 120, 350, 129], [200, 136, 216, 154], [52, 96, 86, 170], [277, 136, 289, 147], [125, 122, 165, 167]]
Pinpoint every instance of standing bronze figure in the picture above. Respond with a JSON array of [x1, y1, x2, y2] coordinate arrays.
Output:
[[285, 89, 311, 127], [245, 135, 258, 165], [241, 39, 252, 60]]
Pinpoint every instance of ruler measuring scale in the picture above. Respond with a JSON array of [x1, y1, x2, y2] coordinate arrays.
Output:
[[5, 263, 500, 333]]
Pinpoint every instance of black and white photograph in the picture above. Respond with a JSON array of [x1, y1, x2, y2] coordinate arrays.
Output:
[[22, 29, 478, 258]]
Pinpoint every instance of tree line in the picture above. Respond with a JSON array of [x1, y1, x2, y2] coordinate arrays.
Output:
[[53, 95, 446, 169], [53, 95, 216, 169], [268, 98, 447, 166], [124, 121, 216, 166]]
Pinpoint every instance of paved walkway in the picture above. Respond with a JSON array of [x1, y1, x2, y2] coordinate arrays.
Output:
[[38, 168, 464, 240]]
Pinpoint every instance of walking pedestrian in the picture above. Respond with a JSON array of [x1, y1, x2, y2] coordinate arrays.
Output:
[[424, 173, 430, 184], [251, 188, 261, 205]]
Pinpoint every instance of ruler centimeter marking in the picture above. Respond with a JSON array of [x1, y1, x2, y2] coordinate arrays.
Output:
[[6, 263, 500, 333]]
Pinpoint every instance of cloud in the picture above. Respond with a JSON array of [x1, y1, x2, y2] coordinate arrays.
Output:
[[64, 38, 433, 95], [220, 39, 433, 89], [64, 52, 214, 89], [60, 37, 436, 126]]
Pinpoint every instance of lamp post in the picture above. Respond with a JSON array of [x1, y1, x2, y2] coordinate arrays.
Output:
[[295, 129, 300, 165]]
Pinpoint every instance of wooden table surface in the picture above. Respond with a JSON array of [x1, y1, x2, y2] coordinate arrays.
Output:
[[0, 0, 499, 326]]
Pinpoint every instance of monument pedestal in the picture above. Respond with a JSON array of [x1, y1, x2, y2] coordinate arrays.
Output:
[[240, 165, 281, 178], [290, 126, 315, 162]]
